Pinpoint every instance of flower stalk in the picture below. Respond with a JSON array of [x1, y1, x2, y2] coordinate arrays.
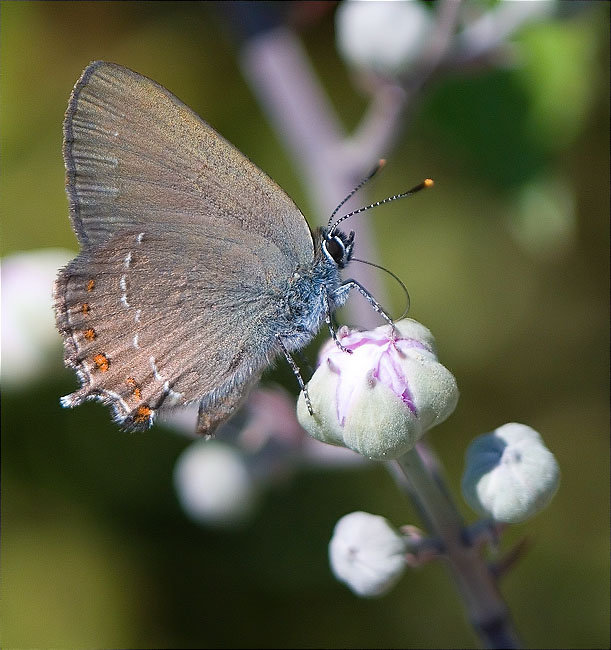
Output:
[[397, 444, 522, 650], [225, 2, 565, 645]]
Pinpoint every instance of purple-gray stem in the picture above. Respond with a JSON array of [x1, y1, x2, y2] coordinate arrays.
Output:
[[397, 445, 522, 649], [234, 2, 542, 646]]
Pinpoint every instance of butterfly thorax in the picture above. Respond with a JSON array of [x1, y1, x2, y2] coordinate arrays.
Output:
[[277, 227, 353, 353]]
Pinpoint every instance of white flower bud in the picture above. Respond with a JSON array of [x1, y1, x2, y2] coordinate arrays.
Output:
[[174, 440, 258, 528], [297, 319, 459, 460], [329, 511, 407, 597], [335, 0, 433, 77], [461, 423, 560, 523]]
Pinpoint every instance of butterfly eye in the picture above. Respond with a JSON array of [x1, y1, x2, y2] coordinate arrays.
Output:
[[325, 236, 345, 265]]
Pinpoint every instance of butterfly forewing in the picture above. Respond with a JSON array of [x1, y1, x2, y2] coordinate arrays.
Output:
[[63, 61, 313, 265]]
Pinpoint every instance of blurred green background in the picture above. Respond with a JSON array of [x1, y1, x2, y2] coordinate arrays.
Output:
[[1, 1, 609, 648]]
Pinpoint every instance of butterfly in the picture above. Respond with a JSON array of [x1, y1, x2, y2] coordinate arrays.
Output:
[[54, 61, 428, 436]]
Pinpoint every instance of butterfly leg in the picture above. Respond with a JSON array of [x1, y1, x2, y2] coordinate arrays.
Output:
[[333, 280, 396, 335], [322, 289, 352, 354], [277, 335, 313, 415]]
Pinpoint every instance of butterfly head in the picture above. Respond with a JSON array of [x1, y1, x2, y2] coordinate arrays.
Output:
[[321, 227, 354, 269]]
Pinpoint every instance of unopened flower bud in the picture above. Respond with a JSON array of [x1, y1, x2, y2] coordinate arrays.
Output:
[[329, 511, 407, 597], [297, 319, 459, 460], [461, 423, 560, 523]]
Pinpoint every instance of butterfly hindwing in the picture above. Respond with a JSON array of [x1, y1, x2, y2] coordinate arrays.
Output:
[[55, 227, 289, 432]]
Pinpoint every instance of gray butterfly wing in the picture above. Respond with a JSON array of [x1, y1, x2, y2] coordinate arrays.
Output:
[[63, 60, 313, 267], [56, 61, 315, 434], [55, 228, 284, 433]]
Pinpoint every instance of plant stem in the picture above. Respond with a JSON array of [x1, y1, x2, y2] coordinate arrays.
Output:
[[397, 444, 522, 649]]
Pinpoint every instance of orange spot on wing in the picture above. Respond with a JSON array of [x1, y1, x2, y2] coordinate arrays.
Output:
[[84, 328, 96, 341], [81, 303, 90, 315], [126, 377, 142, 400], [86, 279, 95, 292], [93, 353, 109, 372], [134, 405, 152, 423]]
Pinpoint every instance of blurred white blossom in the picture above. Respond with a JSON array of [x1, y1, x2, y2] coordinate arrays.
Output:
[[461, 422, 560, 523], [174, 440, 259, 529], [297, 319, 459, 460], [163, 386, 364, 529], [329, 511, 407, 597], [1, 248, 74, 388], [335, 0, 433, 77]]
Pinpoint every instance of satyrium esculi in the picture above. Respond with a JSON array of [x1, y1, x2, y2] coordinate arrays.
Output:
[[54, 61, 430, 435]]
